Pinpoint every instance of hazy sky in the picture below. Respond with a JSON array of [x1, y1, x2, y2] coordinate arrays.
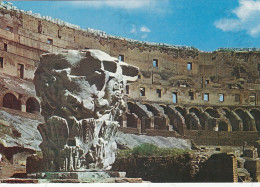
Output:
[[9, 0, 260, 51]]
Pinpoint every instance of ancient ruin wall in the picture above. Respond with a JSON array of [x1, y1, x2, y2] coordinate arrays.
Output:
[[112, 153, 237, 182], [1, 4, 260, 107]]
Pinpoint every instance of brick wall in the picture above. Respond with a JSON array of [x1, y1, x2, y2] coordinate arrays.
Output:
[[118, 127, 140, 135], [184, 130, 260, 146], [0, 161, 26, 179], [112, 154, 193, 182], [145, 129, 181, 137], [112, 152, 236, 182]]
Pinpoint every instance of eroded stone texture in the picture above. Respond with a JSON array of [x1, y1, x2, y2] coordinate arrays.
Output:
[[33, 50, 139, 171]]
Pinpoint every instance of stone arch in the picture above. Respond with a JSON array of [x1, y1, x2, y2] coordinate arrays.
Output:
[[218, 121, 231, 131], [127, 101, 135, 105], [127, 101, 135, 112], [204, 106, 214, 111], [144, 103, 168, 130], [159, 104, 168, 114], [221, 108, 242, 131], [167, 106, 186, 134], [220, 107, 230, 117], [126, 102, 141, 129], [220, 107, 231, 113], [175, 107, 185, 117], [175, 105, 184, 110], [234, 108, 255, 131], [250, 107, 260, 112], [189, 107, 201, 116], [205, 108, 220, 118], [186, 113, 201, 130], [26, 97, 40, 113], [127, 102, 150, 117], [127, 102, 153, 131], [188, 107, 209, 130], [234, 109, 247, 131], [143, 103, 160, 116], [250, 109, 260, 131], [234, 108, 245, 113], [3, 93, 21, 111]]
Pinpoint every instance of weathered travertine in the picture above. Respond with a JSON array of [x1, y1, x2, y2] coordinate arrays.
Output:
[[33, 50, 139, 171]]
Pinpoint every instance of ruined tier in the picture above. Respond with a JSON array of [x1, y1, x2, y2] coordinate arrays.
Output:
[[33, 50, 139, 171]]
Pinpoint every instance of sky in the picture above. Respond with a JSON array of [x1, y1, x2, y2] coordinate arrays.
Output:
[[8, 0, 260, 51]]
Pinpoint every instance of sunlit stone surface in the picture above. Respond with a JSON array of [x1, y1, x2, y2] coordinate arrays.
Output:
[[34, 50, 139, 171]]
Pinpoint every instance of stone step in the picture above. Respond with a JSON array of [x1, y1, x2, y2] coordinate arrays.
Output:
[[0, 179, 38, 183], [114, 178, 143, 183], [0, 177, 144, 183], [1, 171, 144, 183], [27, 171, 126, 180]]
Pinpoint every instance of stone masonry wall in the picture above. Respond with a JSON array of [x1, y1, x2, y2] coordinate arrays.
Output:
[[112, 152, 236, 182], [184, 130, 260, 146], [1, 4, 260, 107]]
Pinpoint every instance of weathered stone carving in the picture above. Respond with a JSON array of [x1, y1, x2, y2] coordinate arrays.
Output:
[[34, 50, 139, 171]]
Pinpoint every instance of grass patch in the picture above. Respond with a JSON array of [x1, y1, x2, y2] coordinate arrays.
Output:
[[117, 143, 191, 158]]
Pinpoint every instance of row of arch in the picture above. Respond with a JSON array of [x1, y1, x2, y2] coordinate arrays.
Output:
[[125, 101, 260, 134], [174, 106, 260, 132], [2, 93, 40, 113]]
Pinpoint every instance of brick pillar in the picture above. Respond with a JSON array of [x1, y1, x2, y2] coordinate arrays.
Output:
[[21, 104, 26, 112], [122, 113, 127, 128], [141, 117, 146, 134], [232, 156, 238, 182], [137, 118, 141, 134], [150, 117, 154, 129], [166, 117, 171, 131]]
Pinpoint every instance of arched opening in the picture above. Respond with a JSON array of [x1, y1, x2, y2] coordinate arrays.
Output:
[[221, 108, 240, 131], [189, 107, 201, 117], [175, 106, 186, 117], [3, 93, 21, 111], [26, 97, 40, 113], [145, 103, 168, 130], [205, 108, 220, 118], [159, 105, 168, 114], [218, 121, 229, 131], [187, 113, 200, 130], [221, 108, 230, 115], [144, 103, 160, 116], [127, 102, 152, 130], [189, 107, 207, 129], [235, 109, 250, 131], [250, 109, 260, 131], [126, 101, 140, 128]]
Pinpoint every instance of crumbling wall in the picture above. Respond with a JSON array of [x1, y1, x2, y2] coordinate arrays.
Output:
[[112, 152, 236, 182], [194, 153, 236, 182], [112, 154, 193, 182], [1, 4, 260, 108]]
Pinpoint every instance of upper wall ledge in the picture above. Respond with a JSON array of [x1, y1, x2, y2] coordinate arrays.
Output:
[[0, 1, 199, 52]]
